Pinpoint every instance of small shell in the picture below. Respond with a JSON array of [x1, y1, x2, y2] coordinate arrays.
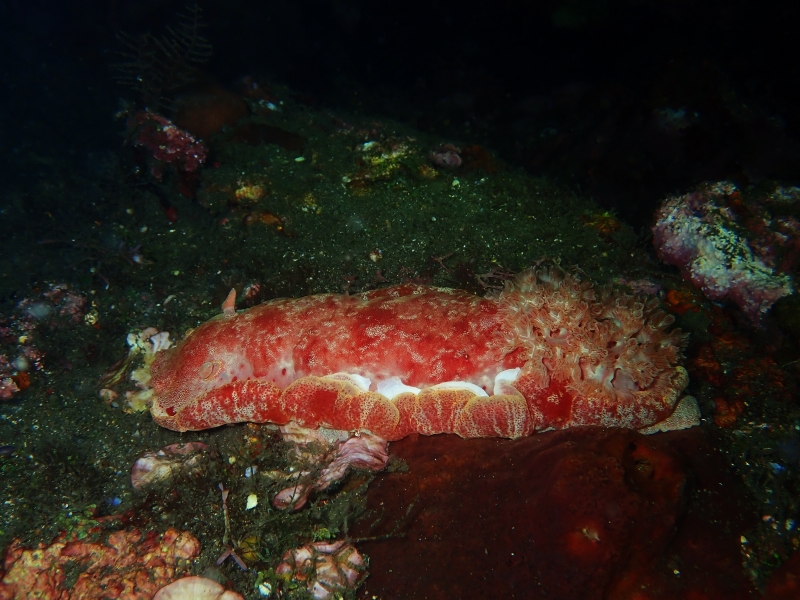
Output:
[[246, 493, 258, 510]]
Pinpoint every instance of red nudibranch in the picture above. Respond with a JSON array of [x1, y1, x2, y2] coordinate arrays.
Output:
[[147, 267, 699, 439]]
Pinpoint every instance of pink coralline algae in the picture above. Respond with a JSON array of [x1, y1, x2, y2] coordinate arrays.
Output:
[[429, 143, 462, 168], [153, 576, 243, 600], [0, 354, 22, 401], [0, 283, 87, 400], [653, 181, 797, 324], [0, 376, 20, 401], [16, 283, 88, 326], [130, 441, 209, 490], [130, 110, 208, 176], [0, 527, 200, 600], [273, 424, 389, 510], [275, 540, 367, 600]]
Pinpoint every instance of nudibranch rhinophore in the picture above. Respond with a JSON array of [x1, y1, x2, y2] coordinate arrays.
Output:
[[146, 267, 699, 439]]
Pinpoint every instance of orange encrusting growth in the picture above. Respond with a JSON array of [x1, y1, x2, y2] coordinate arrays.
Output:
[[148, 267, 693, 439]]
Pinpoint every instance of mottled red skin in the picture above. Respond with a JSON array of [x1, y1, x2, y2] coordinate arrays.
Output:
[[150, 285, 527, 438], [149, 274, 689, 439]]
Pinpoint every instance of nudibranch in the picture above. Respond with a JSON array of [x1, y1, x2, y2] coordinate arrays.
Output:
[[145, 267, 699, 439]]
